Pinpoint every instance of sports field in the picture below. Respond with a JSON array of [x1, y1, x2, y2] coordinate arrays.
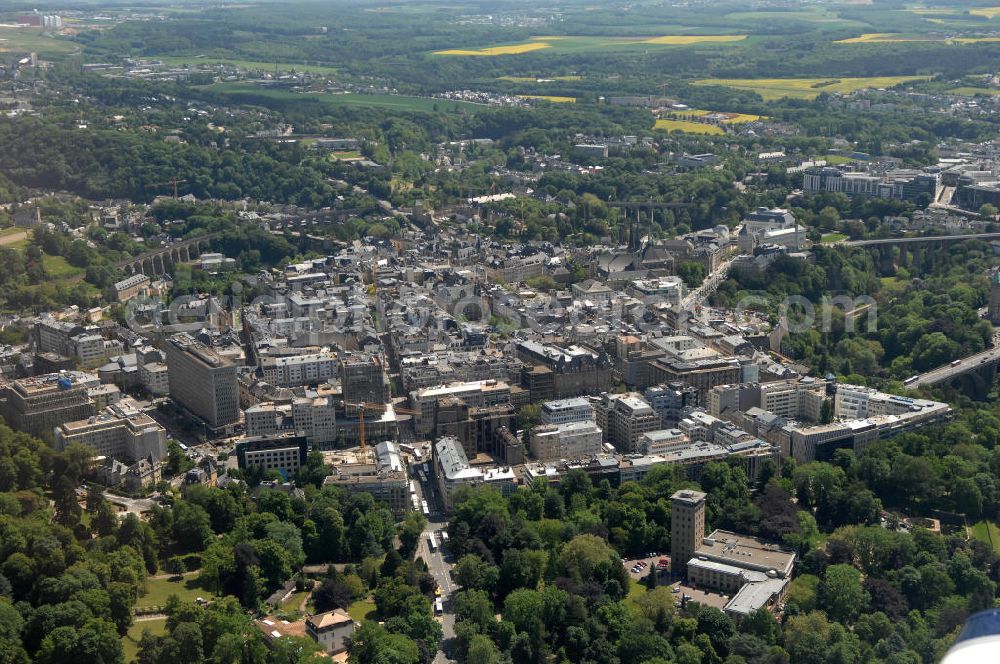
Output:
[[693, 76, 930, 100], [654, 119, 725, 135], [434, 34, 747, 56]]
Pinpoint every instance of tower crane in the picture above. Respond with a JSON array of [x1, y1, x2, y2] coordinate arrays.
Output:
[[145, 179, 188, 199], [344, 401, 418, 463]]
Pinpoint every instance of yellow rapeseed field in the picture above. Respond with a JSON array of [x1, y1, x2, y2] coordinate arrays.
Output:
[[640, 35, 747, 45], [654, 119, 725, 135], [836, 33, 1000, 44], [668, 108, 764, 123], [434, 42, 551, 56], [694, 76, 930, 100], [970, 6, 1000, 18], [520, 95, 576, 103]]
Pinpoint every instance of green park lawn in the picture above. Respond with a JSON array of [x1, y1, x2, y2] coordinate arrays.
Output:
[[135, 573, 215, 609], [821, 232, 849, 244], [971, 520, 1000, 553], [348, 598, 377, 622], [123, 618, 167, 662]]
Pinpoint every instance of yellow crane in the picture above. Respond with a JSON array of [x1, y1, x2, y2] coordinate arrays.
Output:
[[145, 178, 188, 199], [344, 401, 418, 462]]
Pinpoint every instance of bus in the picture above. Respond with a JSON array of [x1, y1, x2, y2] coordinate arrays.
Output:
[[409, 481, 417, 495], [422, 463, 430, 475], [903, 375, 920, 385], [428, 533, 438, 551], [418, 470, 427, 484], [440, 530, 449, 544], [421, 499, 430, 516], [434, 598, 444, 615]]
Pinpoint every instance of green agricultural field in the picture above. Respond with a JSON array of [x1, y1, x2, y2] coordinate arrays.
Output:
[[434, 34, 748, 56], [723, 8, 870, 29], [155, 56, 338, 74], [0, 26, 77, 58], [135, 573, 216, 609], [821, 232, 849, 244], [202, 83, 482, 113], [693, 76, 930, 100], [948, 86, 1000, 96], [123, 618, 167, 662]]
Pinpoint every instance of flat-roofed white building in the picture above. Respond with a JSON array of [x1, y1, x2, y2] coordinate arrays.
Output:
[[529, 420, 603, 461], [540, 397, 594, 425]]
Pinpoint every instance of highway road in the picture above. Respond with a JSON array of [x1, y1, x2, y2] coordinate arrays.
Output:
[[843, 232, 1000, 247], [913, 335, 1000, 386]]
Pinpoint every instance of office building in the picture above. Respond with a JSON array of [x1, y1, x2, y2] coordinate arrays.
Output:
[[540, 397, 595, 425], [0, 371, 99, 439], [236, 434, 308, 476], [260, 352, 337, 387], [529, 420, 603, 461], [803, 167, 937, 203], [55, 398, 167, 462], [322, 441, 410, 515], [644, 382, 699, 426], [433, 436, 517, 512], [639, 428, 689, 455], [686, 530, 795, 620], [165, 333, 240, 430], [648, 356, 741, 401], [410, 379, 511, 436], [595, 392, 661, 454], [671, 490, 707, 575]]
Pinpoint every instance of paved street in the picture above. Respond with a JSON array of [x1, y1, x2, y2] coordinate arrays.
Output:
[[411, 464, 457, 664]]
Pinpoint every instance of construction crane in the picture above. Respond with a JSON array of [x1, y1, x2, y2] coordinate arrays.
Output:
[[344, 401, 418, 463], [145, 179, 188, 199]]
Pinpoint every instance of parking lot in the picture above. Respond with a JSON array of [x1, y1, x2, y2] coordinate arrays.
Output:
[[623, 554, 670, 580]]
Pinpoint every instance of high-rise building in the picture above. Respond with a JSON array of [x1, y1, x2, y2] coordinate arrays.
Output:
[[596, 393, 661, 454], [671, 489, 707, 575], [165, 334, 239, 430], [340, 353, 390, 405]]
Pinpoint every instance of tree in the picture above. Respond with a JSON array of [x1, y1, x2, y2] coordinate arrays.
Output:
[[171, 501, 213, 552], [466, 634, 502, 664], [980, 203, 998, 218], [820, 564, 868, 623]]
